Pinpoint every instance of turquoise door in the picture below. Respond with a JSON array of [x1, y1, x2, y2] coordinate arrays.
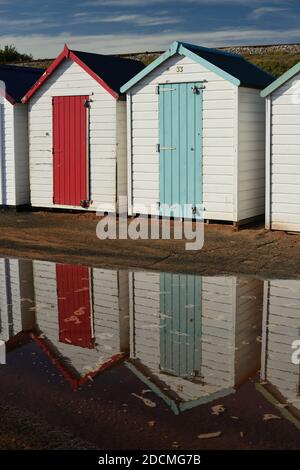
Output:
[[159, 82, 203, 219], [160, 273, 202, 379]]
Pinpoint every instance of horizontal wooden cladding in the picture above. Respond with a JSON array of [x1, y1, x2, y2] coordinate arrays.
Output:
[[271, 104, 300, 115], [272, 124, 300, 135], [272, 114, 300, 125], [273, 134, 300, 145], [272, 144, 300, 155], [238, 87, 265, 221], [271, 203, 300, 214], [272, 162, 300, 173], [272, 93, 300, 104]]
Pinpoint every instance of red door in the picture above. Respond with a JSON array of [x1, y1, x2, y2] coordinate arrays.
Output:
[[53, 96, 88, 206], [56, 264, 94, 349]]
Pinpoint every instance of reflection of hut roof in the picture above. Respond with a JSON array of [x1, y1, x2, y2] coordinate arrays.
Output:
[[256, 381, 300, 430], [30, 331, 125, 390], [126, 359, 235, 415], [6, 331, 30, 352]]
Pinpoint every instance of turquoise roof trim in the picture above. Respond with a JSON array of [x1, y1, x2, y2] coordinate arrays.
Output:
[[120, 41, 179, 93], [120, 40, 239, 93], [261, 61, 300, 97], [126, 361, 236, 415]]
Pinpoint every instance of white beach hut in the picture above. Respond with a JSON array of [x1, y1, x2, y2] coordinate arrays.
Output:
[[0, 65, 43, 207], [121, 41, 274, 226], [261, 64, 300, 231], [22, 45, 144, 212]]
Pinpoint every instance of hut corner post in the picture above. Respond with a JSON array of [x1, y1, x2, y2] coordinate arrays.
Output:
[[265, 96, 271, 230]]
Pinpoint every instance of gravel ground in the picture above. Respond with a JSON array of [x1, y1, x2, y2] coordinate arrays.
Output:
[[0, 210, 299, 279]]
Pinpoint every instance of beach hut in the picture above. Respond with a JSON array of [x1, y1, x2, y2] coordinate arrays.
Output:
[[127, 271, 262, 413], [0, 65, 43, 207], [120, 41, 274, 225], [259, 280, 300, 426], [261, 64, 300, 231], [22, 45, 144, 212], [31, 260, 129, 389]]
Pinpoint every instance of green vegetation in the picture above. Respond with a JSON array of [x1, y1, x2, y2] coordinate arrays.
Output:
[[138, 49, 300, 78], [0, 45, 32, 63], [1, 44, 299, 77], [241, 52, 300, 77]]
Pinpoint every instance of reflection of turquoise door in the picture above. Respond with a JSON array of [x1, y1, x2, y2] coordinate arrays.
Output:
[[160, 273, 202, 378], [159, 82, 203, 219]]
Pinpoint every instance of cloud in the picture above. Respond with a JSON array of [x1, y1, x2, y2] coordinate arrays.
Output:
[[72, 13, 182, 26], [0, 17, 56, 30], [249, 6, 290, 19], [3, 27, 300, 58]]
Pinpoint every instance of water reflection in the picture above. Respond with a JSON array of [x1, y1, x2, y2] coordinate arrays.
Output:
[[127, 272, 262, 414], [260, 280, 300, 425], [32, 261, 129, 390], [2, 257, 300, 423]]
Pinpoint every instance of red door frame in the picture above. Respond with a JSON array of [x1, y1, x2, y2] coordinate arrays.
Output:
[[53, 95, 89, 207]]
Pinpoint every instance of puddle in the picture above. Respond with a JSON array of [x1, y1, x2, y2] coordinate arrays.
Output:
[[0, 257, 300, 449]]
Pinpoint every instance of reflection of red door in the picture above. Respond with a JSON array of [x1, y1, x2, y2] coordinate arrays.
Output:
[[56, 264, 93, 348], [53, 96, 88, 206]]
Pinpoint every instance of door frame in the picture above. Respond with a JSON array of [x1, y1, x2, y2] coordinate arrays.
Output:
[[52, 95, 91, 209], [158, 82, 203, 219]]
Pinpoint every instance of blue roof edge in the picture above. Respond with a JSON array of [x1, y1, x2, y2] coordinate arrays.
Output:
[[120, 41, 180, 93], [261, 61, 300, 97]]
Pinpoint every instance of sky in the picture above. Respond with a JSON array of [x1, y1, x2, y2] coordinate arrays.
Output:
[[0, 0, 299, 58]]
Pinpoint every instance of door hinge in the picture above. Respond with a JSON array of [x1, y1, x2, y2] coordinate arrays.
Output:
[[156, 86, 177, 94], [156, 143, 160, 152]]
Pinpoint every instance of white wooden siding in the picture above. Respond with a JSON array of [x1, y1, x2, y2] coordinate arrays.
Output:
[[0, 258, 35, 341], [130, 272, 263, 404], [33, 261, 129, 377], [234, 278, 263, 384], [29, 59, 120, 212], [128, 54, 237, 221], [238, 88, 265, 220], [116, 99, 128, 210], [262, 280, 300, 410], [0, 258, 10, 341], [0, 100, 31, 206], [269, 73, 300, 230], [0, 100, 16, 205], [14, 104, 31, 205]]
